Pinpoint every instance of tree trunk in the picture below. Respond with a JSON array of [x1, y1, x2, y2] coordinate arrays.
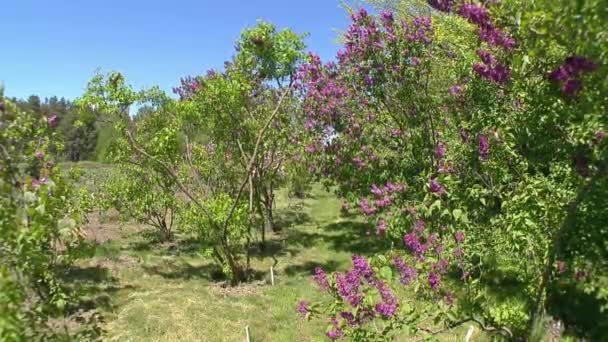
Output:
[[528, 172, 602, 335], [264, 199, 274, 232], [158, 221, 174, 242], [262, 185, 276, 232], [255, 198, 266, 249]]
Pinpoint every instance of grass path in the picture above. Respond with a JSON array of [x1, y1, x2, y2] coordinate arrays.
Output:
[[71, 185, 375, 341]]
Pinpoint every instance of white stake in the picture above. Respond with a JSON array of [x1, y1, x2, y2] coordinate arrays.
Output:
[[245, 325, 251, 342], [270, 266, 275, 286], [465, 325, 475, 342]]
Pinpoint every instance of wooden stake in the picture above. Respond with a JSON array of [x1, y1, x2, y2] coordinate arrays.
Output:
[[245, 325, 251, 342], [465, 325, 475, 342], [270, 266, 275, 286]]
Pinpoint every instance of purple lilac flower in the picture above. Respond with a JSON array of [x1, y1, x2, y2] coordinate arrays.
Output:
[[550, 56, 597, 82], [473, 63, 511, 84], [458, 4, 492, 28], [429, 178, 445, 194], [380, 10, 394, 26], [575, 270, 588, 281], [408, 16, 433, 44], [297, 300, 310, 316], [340, 311, 357, 326], [375, 196, 393, 208], [35, 151, 44, 160], [304, 144, 316, 154], [479, 26, 516, 49], [435, 141, 446, 159], [449, 85, 463, 97], [351, 8, 368, 22], [394, 257, 417, 284], [428, 271, 441, 290], [390, 128, 401, 137], [327, 329, 343, 340], [477, 49, 496, 65], [304, 118, 316, 130], [434, 259, 449, 274], [359, 198, 377, 216], [327, 316, 344, 339], [413, 220, 425, 233], [453, 247, 464, 258], [562, 79, 583, 97], [403, 232, 422, 254], [410, 57, 421, 66], [385, 182, 405, 193], [32, 178, 41, 189], [376, 219, 388, 236], [374, 280, 398, 317], [352, 157, 365, 169], [549, 56, 597, 97], [593, 130, 606, 145], [47, 114, 59, 128], [428, 0, 455, 12], [479, 134, 490, 160], [454, 231, 465, 243], [352, 255, 374, 281], [444, 292, 455, 305], [336, 271, 363, 306], [370, 184, 384, 197], [314, 267, 330, 290]]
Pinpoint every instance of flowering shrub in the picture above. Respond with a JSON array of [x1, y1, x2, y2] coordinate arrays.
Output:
[[0, 95, 93, 339], [78, 21, 307, 283], [296, 0, 606, 339]]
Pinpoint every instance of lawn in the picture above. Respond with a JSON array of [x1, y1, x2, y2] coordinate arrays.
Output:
[[67, 184, 364, 341], [60, 163, 492, 341]]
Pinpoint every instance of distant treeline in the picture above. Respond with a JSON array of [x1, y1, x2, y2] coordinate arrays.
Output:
[[8, 94, 118, 162]]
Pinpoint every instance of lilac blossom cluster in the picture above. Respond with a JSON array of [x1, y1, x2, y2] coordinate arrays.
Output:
[[473, 50, 510, 84], [393, 257, 417, 284], [358, 181, 406, 219], [172, 76, 203, 101], [457, 3, 515, 49], [306, 255, 401, 339], [478, 134, 490, 160], [549, 56, 597, 97], [428, 0, 456, 13]]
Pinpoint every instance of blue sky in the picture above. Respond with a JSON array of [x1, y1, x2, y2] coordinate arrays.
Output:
[[0, 0, 351, 100]]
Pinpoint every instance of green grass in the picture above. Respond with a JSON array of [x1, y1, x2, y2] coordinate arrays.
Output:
[[64, 169, 494, 341], [70, 185, 367, 341]]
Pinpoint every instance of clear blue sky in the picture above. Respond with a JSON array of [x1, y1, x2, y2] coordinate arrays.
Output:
[[0, 0, 351, 100]]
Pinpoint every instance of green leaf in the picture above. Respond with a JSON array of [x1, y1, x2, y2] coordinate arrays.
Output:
[[453, 209, 463, 221], [379, 266, 393, 280], [58, 218, 77, 237]]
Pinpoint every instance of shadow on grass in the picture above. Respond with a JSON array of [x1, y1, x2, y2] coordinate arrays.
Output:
[[281, 220, 390, 255], [141, 261, 223, 281], [274, 210, 312, 231], [548, 281, 608, 340], [284, 259, 343, 277], [62, 265, 134, 313]]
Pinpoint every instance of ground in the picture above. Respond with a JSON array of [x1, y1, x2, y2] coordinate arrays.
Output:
[[60, 164, 493, 341]]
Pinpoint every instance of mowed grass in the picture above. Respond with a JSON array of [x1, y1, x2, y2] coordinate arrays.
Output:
[[72, 185, 376, 341]]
